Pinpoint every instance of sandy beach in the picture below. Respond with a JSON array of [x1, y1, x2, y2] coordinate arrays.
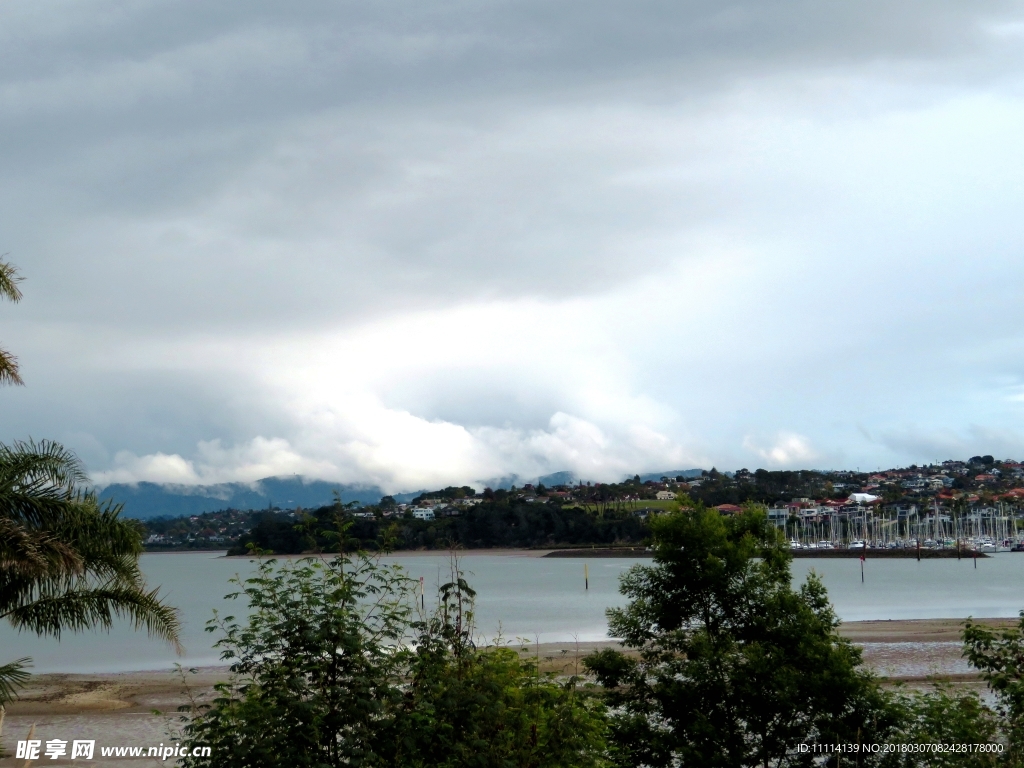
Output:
[[2, 617, 1014, 714], [1, 617, 1016, 764], [838, 617, 1018, 643], [0, 669, 225, 767]]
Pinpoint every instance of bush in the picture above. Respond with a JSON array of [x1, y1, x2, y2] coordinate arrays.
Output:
[[177, 553, 607, 768], [964, 613, 1024, 765], [885, 685, 1001, 768], [395, 570, 606, 768]]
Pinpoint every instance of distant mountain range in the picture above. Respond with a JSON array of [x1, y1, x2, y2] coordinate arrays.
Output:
[[96, 477, 420, 520], [98, 469, 706, 520]]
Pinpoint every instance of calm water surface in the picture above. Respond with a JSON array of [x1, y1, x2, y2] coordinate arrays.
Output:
[[3, 552, 1023, 673]]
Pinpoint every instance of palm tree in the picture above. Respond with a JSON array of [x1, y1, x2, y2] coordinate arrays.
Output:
[[0, 440, 182, 713], [0, 258, 24, 385], [0, 258, 180, 751]]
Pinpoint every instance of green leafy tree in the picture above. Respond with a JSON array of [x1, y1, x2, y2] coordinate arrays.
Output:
[[964, 612, 1024, 764], [178, 553, 412, 767], [585, 503, 896, 767], [179, 552, 608, 767], [885, 685, 1000, 768]]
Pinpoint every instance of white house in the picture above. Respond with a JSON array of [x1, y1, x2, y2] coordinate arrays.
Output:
[[798, 506, 827, 518], [848, 493, 880, 505], [655, 490, 677, 500], [412, 508, 435, 521]]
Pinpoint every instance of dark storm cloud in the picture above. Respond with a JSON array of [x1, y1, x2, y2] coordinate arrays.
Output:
[[3, 1, 1024, 486], [2, 0, 1021, 332]]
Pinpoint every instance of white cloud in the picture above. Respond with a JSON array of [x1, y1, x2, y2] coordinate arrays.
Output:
[[92, 437, 341, 488], [743, 433, 819, 468], [94, 450, 200, 486], [91, 412, 696, 492]]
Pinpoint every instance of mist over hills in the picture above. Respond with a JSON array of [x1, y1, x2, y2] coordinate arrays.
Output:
[[96, 477, 417, 520], [99, 469, 705, 519], [534, 469, 705, 485]]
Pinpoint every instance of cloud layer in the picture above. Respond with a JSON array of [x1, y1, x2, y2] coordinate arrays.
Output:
[[3, 1, 1024, 489]]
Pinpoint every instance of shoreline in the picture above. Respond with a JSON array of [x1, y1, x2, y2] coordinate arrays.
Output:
[[545, 548, 1001, 558], [220, 548, 559, 559], [4, 618, 1017, 719], [207, 547, 1021, 559]]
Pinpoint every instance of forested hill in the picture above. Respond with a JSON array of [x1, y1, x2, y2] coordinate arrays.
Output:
[[230, 494, 652, 555], [139, 457, 1024, 552]]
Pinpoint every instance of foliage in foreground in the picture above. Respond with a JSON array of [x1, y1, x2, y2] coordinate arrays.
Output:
[[398, 570, 606, 768], [177, 552, 606, 768], [886, 684, 1002, 768], [178, 508, 1024, 767], [964, 613, 1024, 766], [585, 504, 899, 767], [582, 504, 1024, 767], [0, 439, 181, 719], [0, 257, 23, 386]]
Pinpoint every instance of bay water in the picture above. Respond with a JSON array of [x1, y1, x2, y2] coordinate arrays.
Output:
[[3, 552, 1023, 673]]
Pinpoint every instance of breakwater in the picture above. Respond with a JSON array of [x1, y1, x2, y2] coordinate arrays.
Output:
[[544, 547, 997, 559], [791, 548, 991, 558]]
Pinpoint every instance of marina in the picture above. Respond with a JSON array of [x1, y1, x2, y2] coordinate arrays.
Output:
[[775, 501, 1024, 553]]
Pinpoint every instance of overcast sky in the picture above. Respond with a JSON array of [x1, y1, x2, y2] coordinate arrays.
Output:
[[3, 1, 1024, 491]]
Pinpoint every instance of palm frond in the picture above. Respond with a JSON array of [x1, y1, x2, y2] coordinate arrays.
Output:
[[0, 658, 31, 705], [3, 583, 183, 654], [54, 499, 144, 561], [0, 260, 22, 303], [0, 259, 23, 388], [0, 439, 182, 657], [0, 349, 22, 386], [0, 440, 88, 526], [0, 439, 86, 490], [0, 518, 81, 579]]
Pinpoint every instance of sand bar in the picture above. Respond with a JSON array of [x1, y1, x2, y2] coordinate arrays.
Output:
[[4, 617, 1018, 720], [838, 617, 1018, 643], [2, 619, 1012, 763]]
